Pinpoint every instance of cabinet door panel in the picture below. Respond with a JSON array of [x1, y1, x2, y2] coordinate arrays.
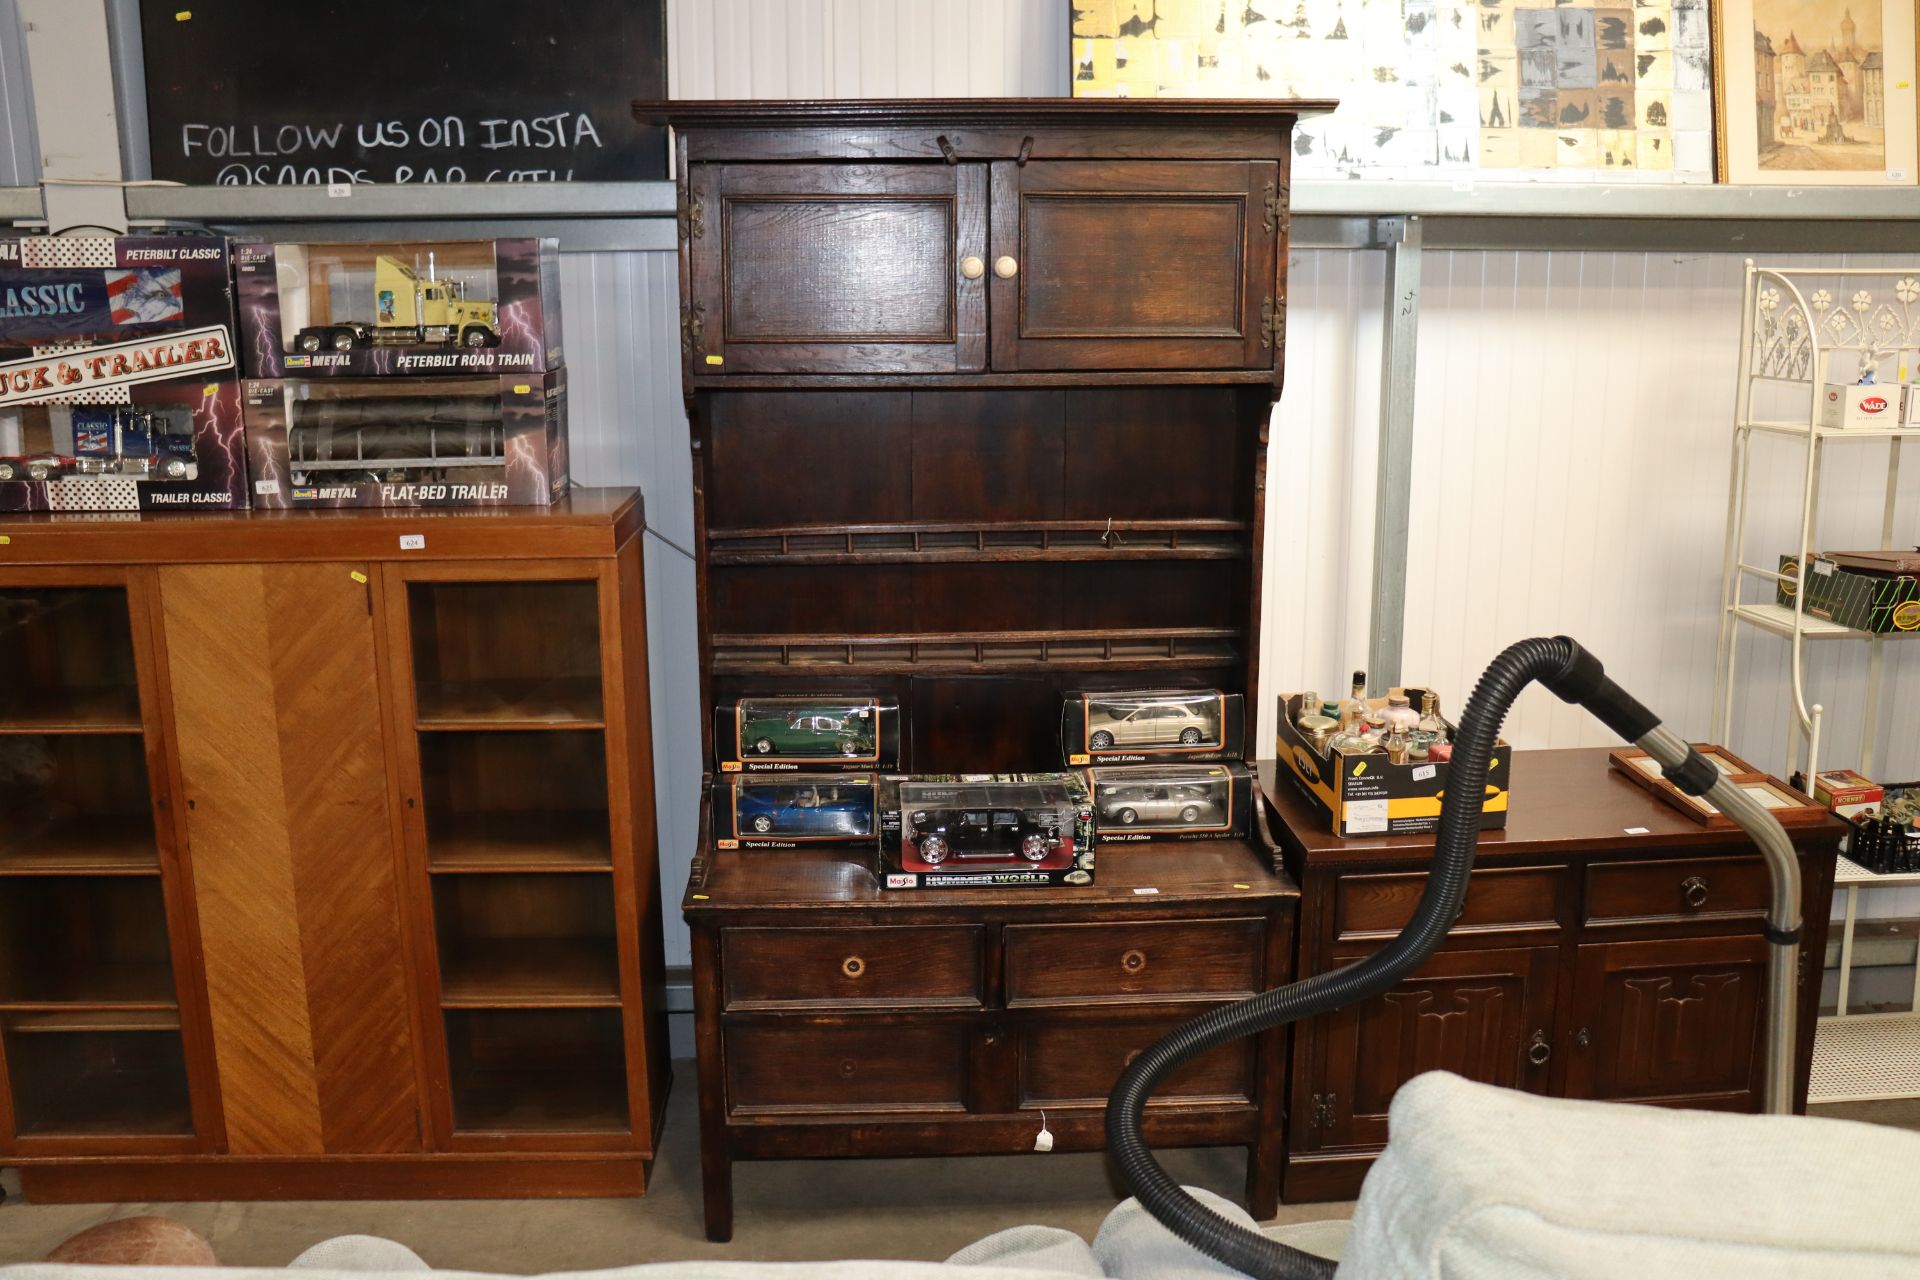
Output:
[[689, 163, 988, 375], [989, 160, 1276, 371], [161, 563, 420, 1155], [1566, 936, 1766, 1107], [1307, 946, 1557, 1152]]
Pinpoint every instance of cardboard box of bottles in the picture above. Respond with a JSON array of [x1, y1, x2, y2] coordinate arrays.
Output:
[[235, 238, 562, 379], [714, 695, 901, 773], [1777, 555, 1920, 634], [242, 371, 568, 509], [711, 773, 880, 851], [878, 773, 1095, 889], [0, 234, 249, 513], [1275, 691, 1511, 838], [1061, 688, 1246, 765], [1081, 762, 1252, 841]]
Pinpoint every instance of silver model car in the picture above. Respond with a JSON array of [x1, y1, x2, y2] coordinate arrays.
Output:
[[1098, 783, 1221, 827], [1087, 702, 1214, 751]]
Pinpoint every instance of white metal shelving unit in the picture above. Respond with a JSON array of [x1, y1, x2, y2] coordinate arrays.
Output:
[[1714, 262, 1920, 1105], [1812, 856, 1920, 1104], [1713, 262, 1920, 786]]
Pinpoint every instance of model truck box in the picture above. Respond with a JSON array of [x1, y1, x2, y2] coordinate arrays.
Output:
[[242, 371, 568, 509], [235, 238, 562, 378], [879, 773, 1096, 889], [0, 235, 247, 513], [1777, 554, 1920, 634]]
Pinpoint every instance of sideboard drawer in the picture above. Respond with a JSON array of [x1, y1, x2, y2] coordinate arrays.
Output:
[[722, 925, 984, 1010], [1334, 865, 1564, 941], [724, 1022, 968, 1115], [1004, 919, 1264, 1007], [1585, 856, 1771, 926], [1020, 1018, 1254, 1108]]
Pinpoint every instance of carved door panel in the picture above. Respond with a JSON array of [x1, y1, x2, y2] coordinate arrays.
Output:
[[1306, 946, 1558, 1153], [987, 160, 1278, 371], [686, 162, 988, 376], [1565, 936, 1767, 1108]]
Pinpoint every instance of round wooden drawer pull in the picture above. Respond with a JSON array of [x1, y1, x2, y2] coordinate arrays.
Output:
[[842, 956, 866, 979], [1121, 949, 1148, 975], [1682, 876, 1709, 909]]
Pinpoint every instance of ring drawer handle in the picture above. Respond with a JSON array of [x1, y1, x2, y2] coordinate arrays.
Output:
[[842, 956, 865, 979], [1121, 949, 1148, 975], [1682, 876, 1709, 909], [1527, 1030, 1551, 1066]]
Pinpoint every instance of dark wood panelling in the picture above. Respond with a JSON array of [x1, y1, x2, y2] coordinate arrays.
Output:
[[908, 390, 1065, 523], [705, 392, 915, 528]]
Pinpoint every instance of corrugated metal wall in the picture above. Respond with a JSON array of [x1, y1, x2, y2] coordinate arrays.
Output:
[[0, 0, 39, 184]]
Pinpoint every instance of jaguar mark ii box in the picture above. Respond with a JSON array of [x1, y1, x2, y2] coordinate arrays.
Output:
[[1082, 762, 1252, 841], [235, 238, 562, 379], [880, 773, 1095, 889], [1061, 688, 1246, 765], [242, 372, 568, 508], [713, 695, 901, 773], [711, 773, 879, 850], [0, 235, 247, 513], [1275, 691, 1510, 838]]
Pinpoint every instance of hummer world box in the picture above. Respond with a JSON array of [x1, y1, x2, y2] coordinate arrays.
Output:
[[236, 238, 562, 378], [242, 371, 568, 509], [1082, 762, 1252, 841], [1777, 555, 1920, 634], [1275, 692, 1511, 838], [0, 235, 247, 513], [879, 773, 1095, 889], [711, 774, 879, 851], [714, 695, 901, 773]]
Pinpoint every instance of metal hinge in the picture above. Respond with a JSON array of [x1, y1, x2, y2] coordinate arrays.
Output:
[[680, 300, 706, 359], [1309, 1092, 1336, 1129], [1260, 295, 1279, 350], [1264, 180, 1281, 236], [678, 190, 705, 241]]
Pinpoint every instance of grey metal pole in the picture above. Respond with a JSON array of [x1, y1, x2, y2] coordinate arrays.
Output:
[[1367, 215, 1422, 694]]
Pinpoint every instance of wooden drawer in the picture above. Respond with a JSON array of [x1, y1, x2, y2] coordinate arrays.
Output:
[[1334, 866, 1564, 942], [722, 926, 983, 1010], [1020, 1018, 1253, 1108], [1585, 856, 1771, 927], [724, 1022, 967, 1115], [1003, 919, 1263, 1007]]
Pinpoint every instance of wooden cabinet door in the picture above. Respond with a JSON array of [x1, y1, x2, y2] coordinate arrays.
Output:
[[988, 160, 1277, 372], [687, 162, 988, 375], [160, 563, 422, 1156], [1303, 945, 1558, 1153], [1564, 935, 1767, 1109]]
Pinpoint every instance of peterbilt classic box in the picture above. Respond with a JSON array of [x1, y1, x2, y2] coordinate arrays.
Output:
[[235, 238, 562, 378], [242, 371, 568, 509], [879, 773, 1096, 889], [0, 235, 247, 513]]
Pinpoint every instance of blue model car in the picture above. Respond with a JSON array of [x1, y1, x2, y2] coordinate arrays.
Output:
[[734, 780, 874, 840]]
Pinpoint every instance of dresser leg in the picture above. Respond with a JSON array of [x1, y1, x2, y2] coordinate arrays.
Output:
[[701, 1144, 734, 1243], [1245, 1140, 1280, 1221]]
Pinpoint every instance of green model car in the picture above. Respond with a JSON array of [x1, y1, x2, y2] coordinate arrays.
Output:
[[739, 706, 876, 759]]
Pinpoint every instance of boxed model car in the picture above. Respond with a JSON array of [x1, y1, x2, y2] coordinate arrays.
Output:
[[242, 372, 568, 509], [1061, 688, 1245, 765], [714, 695, 899, 772], [712, 773, 878, 850], [1083, 762, 1251, 840], [0, 234, 246, 513], [235, 238, 562, 378], [880, 773, 1095, 889]]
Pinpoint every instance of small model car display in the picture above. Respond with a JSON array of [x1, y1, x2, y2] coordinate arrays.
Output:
[[881, 773, 1095, 888], [1062, 688, 1245, 764], [713, 774, 878, 848], [715, 696, 898, 771], [1084, 763, 1251, 840]]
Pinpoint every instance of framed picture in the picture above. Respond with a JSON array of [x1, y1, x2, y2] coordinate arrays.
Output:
[[1714, 0, 1919, 183], [1608, 745, 1833, 828]]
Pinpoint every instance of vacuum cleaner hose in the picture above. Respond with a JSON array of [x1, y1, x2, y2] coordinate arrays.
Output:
[[1106, 636, 1659, 1280]]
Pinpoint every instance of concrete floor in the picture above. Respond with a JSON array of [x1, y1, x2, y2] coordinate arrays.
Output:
[[0, 1063, 1353, 1270]]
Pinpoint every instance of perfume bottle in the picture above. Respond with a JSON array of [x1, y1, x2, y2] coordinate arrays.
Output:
[[1381, 693, 1420, 732], [1327, 705, 1381, 755]]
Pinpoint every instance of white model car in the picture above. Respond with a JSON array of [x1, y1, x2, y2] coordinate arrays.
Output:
[[1087, 702, 1214, 751]]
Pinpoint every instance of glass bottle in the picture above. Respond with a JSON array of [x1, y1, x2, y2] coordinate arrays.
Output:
[[1296, 692, 1323, 727], [1340, 671, 1376, 729], [1381, 693, 1419, 731], [1411, 691, 1447, 760], [1327, 704, 1380, 755], [1384, 724, 1410, 764]]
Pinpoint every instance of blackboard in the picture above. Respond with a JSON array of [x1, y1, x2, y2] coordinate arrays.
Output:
[[139, 0, 666, 185]]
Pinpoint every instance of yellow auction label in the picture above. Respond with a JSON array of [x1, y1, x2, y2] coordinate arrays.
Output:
[[1895, 600, 1920, 631], [705, 354, 725, 365], [514, 384, 531, 395], [349, 570, 368, 584]]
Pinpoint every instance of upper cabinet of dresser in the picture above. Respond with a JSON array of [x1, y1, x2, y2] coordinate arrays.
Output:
[[651, 100, 1327, 381]]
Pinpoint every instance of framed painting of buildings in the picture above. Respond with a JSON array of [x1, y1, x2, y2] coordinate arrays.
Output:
[[1715, 0, 1918, 183]]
